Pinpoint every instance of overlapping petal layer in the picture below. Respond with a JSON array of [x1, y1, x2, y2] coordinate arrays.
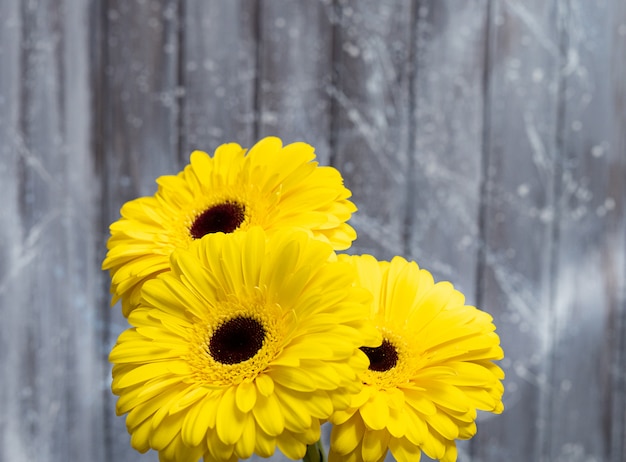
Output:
[[103, 136, 357, 316], [110, 228, 380, 462], [329, 255, 504, 462]]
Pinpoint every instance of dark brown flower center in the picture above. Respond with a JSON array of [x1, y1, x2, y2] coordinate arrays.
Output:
[[360, 339, 398, 372], [189, 201, 246, 238], [208, 316, 266, 365]]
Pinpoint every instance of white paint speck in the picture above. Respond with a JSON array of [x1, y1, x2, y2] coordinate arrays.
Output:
[[275, 17, 286, 28], [540, 208, 554, 223], [517, 183, 530, 197], [604, 197, 616, 210], [532, 68, 544, 82], [591, 144, 605, 158], [571, 120, 582, 131], [342, 42, 360, 58], [458, 235, 472, 249]]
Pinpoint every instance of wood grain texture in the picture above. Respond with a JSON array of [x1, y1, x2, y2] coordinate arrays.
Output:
[[0, 0, 624, 461], [181, 0, 257, 154], [409, 3, 491, 460], [409, 0, 490, 304], [0, 0, 105, 461], [331, 0, 413, 260], [546, 1, 626, 460], [257, 0, 335, 164], [99, 0, 183, 460], [473, 0, 564, 460]]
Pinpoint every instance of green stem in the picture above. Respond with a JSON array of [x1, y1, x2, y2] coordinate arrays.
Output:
[[302, 439, 327, 462]]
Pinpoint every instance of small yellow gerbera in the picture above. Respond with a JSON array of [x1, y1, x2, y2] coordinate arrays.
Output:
[[102, 136, 357, 316], [329, 255, 504, 462], [109, 228, 380, 462]]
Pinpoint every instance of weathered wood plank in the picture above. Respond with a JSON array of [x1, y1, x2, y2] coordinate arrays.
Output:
[[256, 0, 335, 164], [473, 1, 564, 460], [100, 0, 182, 460], [408, 2, 491, 460], [409, 0, 489, 311], [331, 0, 413, 260], [546, 2, 626, 461], [0, 0, 32, 459], [608, 4, 626, 457], [181, 0, 257, 154], [0, 0, 105, 461]]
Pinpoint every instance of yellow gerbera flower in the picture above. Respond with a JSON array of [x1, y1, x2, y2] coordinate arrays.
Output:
[[109, 228, 380, 462], [102, 136, 357, 316], [329, 255, 504, 462]]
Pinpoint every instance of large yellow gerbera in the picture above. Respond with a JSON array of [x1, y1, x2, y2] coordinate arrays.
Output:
[[329, 255, 504, 462], [102, 136, 357, 316], [109, 228, 380, 462]]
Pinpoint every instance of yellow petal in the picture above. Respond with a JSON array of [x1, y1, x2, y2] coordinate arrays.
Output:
[[252, 392, 284, 436], [361, 428, 390, 462], [254, 427, 277, 458], [276, 431, 308, 460], [359, 391, 389, 431], [150, 409, 185, 450], [255, 374, 274, 397], [426, 410, 459, 440], [388, 436, 422, 462], [206, 425, 236, 461], [181, 392, 218, 447], [235, 381, 257, 413], [330, 412, 365, 455], [216, 387, 246, 445], [233, 413, 257, 459], [270, 365, 318, 392]]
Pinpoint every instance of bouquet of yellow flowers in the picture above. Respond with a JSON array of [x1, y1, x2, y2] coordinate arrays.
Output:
[[103, 137, 504, 462]]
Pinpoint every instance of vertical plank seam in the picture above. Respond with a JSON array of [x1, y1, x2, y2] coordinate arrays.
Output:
[[55, 2, 66, 140], [253, 0, 263, 141], [328, 0, 341, 167], [473, 0, 494, 340], [609, 2, 626, 457], [608, 197, 626, 461], [176, 0, 186, 164], [541, 1, 570, 459], [472, 0, 495, 454], [401, 0, 419, 256], [17, 0, 30, 221], [86, 0, 110, 458], [54, 5, 71, 456], [14, 2, 34, 458], [90, 0, 114, 459]]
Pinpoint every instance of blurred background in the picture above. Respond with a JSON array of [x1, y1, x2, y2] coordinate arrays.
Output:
[[0, 0, 624, 461]]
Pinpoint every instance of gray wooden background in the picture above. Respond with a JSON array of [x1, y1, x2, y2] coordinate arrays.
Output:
[[1, 1, 625, 461]]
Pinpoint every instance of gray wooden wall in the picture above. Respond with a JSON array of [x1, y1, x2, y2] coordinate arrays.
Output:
[[1, 1, 625, 461]]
